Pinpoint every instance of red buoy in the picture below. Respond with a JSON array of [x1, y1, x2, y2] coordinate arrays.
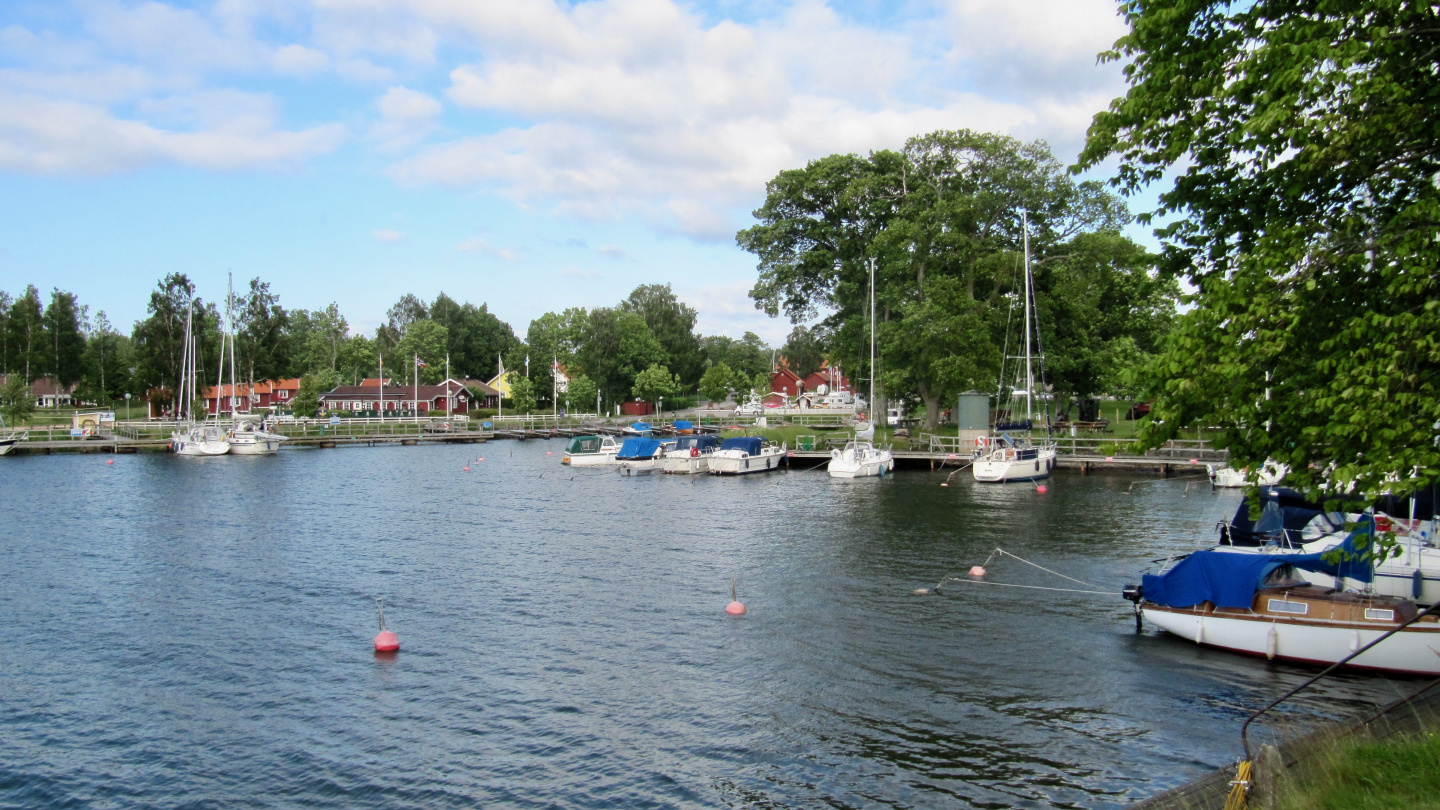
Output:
[[725, 579, 746, 615], [1036, 484, 1048, 494], [107, 459, 115, 465], [373, 598, 399, 653], [463, 466, 471, 472]]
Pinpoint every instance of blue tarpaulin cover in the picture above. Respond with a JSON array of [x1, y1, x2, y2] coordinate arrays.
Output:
[[674, 435, 719, 451], [673, 420, 693, 430], [1142, 517, 1377, 608], [720, 437, 762, 455], [630, 422, 652, 433], [617, 437, 662, 459]]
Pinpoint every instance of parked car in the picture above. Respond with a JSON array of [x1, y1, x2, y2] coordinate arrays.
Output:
[[1128, 401, 1151, 420]]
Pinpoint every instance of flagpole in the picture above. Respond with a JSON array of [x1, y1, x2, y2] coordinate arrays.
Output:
[[378, 354, 384, 423], [446, 353, 451, 415], [497, 354, 504, 418], [552, 355, 557, 420], [414, 354, 419, 424]]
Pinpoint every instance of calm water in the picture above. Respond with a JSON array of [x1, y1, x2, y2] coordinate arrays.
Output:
[[0, 443, 1412, 808]]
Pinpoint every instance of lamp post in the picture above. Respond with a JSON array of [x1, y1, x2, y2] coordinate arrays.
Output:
[[659, 396, 664, 420], [124, 392, 131, 421]]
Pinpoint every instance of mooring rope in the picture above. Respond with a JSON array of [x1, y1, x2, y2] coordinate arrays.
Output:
[[985, 548, 1103, 589], [935, 579, 1119, 596]]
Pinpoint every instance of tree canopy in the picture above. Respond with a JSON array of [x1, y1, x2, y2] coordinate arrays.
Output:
[[741, 129, 1172, 429], [1077, 0, 1440, 502]]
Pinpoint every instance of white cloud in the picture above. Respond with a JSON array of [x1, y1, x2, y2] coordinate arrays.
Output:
[[373, 228, 406, 242], [0, 91, 346, 175], [681, 281, 787, 344], [596, 245, 626, 260], [371, 86, 442, 151], [273, 44, 330, 75], [455, 237, 518, 260]]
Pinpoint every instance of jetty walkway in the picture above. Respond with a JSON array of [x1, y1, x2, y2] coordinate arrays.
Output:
[[7, 415, 1226, 475]]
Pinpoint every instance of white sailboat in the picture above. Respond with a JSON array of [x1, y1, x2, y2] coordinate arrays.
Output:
[[221, 277, 285, 455], [828, 257, 894, 479], [0, 415, 25, 456], [170, 301, 231, 456], [974, 212, 1056, 483], [1207, 460, 1288, 488]]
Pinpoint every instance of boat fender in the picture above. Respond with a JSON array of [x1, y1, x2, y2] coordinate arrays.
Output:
[[1266, 625, 1278, 660], [1351, 631, 1361, 653], [1415, 568, 1425, 599], [1195, 619, 1204, 645]]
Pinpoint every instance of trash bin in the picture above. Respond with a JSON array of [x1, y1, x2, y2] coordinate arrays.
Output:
[[798, 435, 814, 451]]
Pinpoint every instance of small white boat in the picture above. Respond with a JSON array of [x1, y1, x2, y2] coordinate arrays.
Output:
[[615, 437, 673, 476], [562, 435, 619, 466], [0, 417, 23, 456], [621, 421, 653, 436], [659, 435, 721, 474], [1208, 460, 1287, 487], [827, 437, 894, 478], [1128, 527, 1440, 675], [709, 437, 785, 475], [171, 423, 231, 456], [972, 435, 1056, 482], [228, 419, 285, 455]]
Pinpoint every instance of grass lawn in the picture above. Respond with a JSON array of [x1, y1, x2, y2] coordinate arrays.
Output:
[[1273, 732, 1440, 810]]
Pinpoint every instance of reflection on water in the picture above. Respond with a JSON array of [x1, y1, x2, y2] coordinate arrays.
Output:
[[0, 444, 1409, 808]]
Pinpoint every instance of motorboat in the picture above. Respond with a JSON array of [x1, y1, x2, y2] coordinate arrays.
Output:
[[227, 418, 285, 455], [1125, 526, 1440, 675], [562, 434, 619, 466], [659, 435, 721, 474], [622, 421, 653, 436], [1213, 486, 1440, 605], [827, 438, 894, 478], [974, 212, 1056, 483], [1207, 460, 1287, 488], [672, 420, 695, 435], [709, 437, 785, 475], [615, 437, 674, 476]]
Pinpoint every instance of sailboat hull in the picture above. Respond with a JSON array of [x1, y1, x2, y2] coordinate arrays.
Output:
[[973, 446, 1056, 482]]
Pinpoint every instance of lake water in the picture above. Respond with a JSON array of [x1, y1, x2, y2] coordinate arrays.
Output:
[[0, 442, 1411, 808]]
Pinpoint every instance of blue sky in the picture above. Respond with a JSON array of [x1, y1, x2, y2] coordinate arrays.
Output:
[[0, 0, 1136, 343]]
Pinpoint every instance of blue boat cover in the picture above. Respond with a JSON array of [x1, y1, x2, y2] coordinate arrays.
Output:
[[674, 435, 719, 451], [616, 437, 662, 459], [1143, 517, 1377, 608], [630, 422, 652, 433], [720, 437, 762, 455], [673, 420, 693, 430]]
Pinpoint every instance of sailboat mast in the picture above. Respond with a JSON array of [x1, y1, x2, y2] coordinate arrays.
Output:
[[1022, 211, 1033, 422], [227, 273, 238, 419], [868, 256, 876, 421]]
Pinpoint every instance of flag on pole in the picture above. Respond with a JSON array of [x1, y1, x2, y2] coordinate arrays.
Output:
[[416, 358, 428, 367]]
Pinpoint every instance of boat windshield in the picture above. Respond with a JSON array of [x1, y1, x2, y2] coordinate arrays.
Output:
[[567, 436, 604, 454]]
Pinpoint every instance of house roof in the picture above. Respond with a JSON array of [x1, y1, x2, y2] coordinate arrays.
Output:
[[462, 378, 500, 396], [24, 376, 77, 397], [359, 378, 392, 387]]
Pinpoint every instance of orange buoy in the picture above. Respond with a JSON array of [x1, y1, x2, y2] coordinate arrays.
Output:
[[463, 466, 471, 472], [106, 459, 114, 465], [546, 451, 552, 455], [725, 579, 746, 615], [1036, 484, 1047, 494], [373, 598, 399, 653], [969, 565, 986, 577]]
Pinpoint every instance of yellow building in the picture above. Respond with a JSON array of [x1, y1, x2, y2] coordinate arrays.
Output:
[[486, 370, 520, 397]]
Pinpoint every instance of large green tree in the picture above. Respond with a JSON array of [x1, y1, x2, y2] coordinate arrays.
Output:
[[741, 129, 1157, 429], [0, 290, 11, 376], [394, 319, 449, 384], [7, 286, 46, 382], [132, 274, 220, 409], [429, 292, 522, 380], [235, 278, 290, 385], [779, 325, 825, 379], [46, 289, 87, 389], [1077, 0, 1440, 502], [577, 308, 667, 403], [620, 284, 703, 386]]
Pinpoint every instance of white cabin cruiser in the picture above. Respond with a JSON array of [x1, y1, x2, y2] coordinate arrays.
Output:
[[562, 434, 620, 466], [659, 435, 721, 474], [615, 437, 674, 476], [972, 432, 1057, 482], [709, 437, 785, 475], [1207, 460, 1287, 488], [171, 423, 231, 456]]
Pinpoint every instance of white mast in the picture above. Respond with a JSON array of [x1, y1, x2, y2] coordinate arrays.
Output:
[[869, 257, 876, 420], [378, 354, 384, 422], [227, 273, 238, 419], [1022, 211, 1034, 422]]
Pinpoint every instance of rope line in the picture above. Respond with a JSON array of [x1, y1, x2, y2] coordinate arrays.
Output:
[[988, 547, 1103, 589], [937, 578, 1119, 596]]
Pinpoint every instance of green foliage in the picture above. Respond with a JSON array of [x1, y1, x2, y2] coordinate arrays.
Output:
[[564, 373, 597, 414], [394, 319, 448, 384], [701, 332, 771, 381], [699, 362, 733, 404], [632, 363, 678, 404], [620, 284, 703, 386], [1273, 732, 1440, 810], [6, 285, 46, 382], [132, 274, 221, 398], [235, 277, 289, 384], [0, 374, 34, 424], [779, 325, 825, 378], [740, 128, 1165, 430], [292, 368, 339, 418], [751, 370, 771, 396], [577, 308, 666, 402], [508, 374, 537, 414], [1077, 1, 1440, 505], [46, 289, 87, 387], [428, 292, 521, 380]]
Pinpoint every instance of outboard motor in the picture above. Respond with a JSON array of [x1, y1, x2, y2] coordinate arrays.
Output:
[[1122, 584, 1144, 632]]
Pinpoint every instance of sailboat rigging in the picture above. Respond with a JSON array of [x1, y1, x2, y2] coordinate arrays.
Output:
[[827, 256, 895, 478]]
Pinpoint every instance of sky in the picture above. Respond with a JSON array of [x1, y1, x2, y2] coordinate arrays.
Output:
[[0, 0, 1136, 344]]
